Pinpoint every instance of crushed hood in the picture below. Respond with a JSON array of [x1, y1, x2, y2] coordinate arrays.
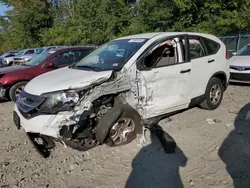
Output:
[[229, 56, 250, 67], [25, 67, 113, 95], [0, 65, 30, 74]]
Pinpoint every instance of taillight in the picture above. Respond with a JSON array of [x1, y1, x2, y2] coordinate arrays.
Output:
[[226, 48, 229, 59]]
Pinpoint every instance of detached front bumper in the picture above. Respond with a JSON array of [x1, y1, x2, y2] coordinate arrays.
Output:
[[14, 104, 62, 138]]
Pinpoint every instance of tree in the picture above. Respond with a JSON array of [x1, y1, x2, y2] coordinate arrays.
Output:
[[0, 0, 53, 49], [1, 0, 250, 52]]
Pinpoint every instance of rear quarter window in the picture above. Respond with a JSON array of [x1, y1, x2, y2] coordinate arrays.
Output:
[[202, 38, 220, 55]]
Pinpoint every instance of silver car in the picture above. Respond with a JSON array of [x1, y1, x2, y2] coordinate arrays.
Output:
[[3, 48, 36, 65]]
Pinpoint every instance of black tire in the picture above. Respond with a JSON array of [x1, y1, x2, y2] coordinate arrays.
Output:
[[96, 104, 142, 147], [9, 81, 28, 102], [200, 77, 224, 110]]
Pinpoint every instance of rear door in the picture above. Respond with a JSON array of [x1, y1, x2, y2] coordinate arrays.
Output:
[[188, 35, 221, 98]]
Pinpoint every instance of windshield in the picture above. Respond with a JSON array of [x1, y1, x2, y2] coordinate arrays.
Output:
[[16, 50, 24, 56], [75, 38, 148, 71], [35, 48, 45, 54], [25, 51, 54, 67], [236, 45, 250, 56], [0, 53, 8, 58]]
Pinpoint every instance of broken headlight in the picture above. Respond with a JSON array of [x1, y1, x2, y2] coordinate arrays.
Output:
[[39, 90, 79, 113]]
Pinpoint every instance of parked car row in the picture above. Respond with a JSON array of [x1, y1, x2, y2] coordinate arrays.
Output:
[[1, 32, 229, 158], [0, 46, 64, 66], [0, 51, 19, 65], [0, 46, 96, 102]]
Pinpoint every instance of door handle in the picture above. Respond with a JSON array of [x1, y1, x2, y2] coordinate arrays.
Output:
[[180, 69, 191, 74], [208, 59, 215, 63]]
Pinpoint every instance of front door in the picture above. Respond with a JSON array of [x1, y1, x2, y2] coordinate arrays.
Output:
[[136, 35, 192, 119]]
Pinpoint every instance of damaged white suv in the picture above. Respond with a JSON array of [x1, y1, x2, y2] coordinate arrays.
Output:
[[13, 32, 229, 158]]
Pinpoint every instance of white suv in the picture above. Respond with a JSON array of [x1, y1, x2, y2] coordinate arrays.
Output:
[[13, 32, 230, 158]]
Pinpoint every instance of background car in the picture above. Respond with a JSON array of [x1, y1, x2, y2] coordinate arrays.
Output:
[[229, 44, 250, 83], [35, 46, 63, 55], [2, 48, 36, 66], [0, 46, 95, 102], [12, 46, 63, 66], [0, 51, 19, 65], [12, 48, 39, 65]]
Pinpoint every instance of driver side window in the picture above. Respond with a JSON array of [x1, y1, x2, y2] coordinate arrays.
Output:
[[141, 37, 183, 69]]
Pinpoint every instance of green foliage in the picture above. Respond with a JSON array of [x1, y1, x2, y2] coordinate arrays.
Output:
[[1, 0, 250, 52]]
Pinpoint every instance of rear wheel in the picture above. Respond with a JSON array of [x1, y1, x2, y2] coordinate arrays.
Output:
[[9, 81, 28, 102], [200, 77, 224, 110]]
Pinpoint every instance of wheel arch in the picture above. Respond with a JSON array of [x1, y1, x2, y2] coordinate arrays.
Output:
[[208, 71, 228, 91], [6, 80, 29, 97]]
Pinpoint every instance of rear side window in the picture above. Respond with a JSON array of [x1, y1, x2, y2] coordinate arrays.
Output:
[[202, 38, 220, 55], [53, 49, 93, 66], [76, 50, 93, 61], [188, 37, 206, 59]]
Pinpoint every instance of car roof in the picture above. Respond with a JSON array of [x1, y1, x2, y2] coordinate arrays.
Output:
[[116, 32, 219, 42], [46, 45, 96, 53], [116, 32, 164, 39]]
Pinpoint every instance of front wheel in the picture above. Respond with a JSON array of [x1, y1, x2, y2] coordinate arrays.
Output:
[[200, 77, 224, 110], [9, 81, 28, 102], [107, 106, 142, 146]]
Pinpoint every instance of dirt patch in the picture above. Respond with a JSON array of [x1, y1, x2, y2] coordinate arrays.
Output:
[[0, 85, 250, 188]]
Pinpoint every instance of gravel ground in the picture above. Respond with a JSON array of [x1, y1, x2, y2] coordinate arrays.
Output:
[[0, 85, 250, 188]]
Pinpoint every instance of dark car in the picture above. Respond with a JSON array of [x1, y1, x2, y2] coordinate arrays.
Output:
[[0, 46, 95, 102]]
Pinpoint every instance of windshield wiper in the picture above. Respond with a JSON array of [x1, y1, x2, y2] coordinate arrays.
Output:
[[75, 65, 103, 71]]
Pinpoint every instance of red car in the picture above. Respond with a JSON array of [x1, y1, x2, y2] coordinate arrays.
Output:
[[0, 46, 95, 102]]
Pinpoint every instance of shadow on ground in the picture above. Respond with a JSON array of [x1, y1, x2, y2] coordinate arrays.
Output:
[[218, 103, 250, 188], [126, 125, 187, 188]]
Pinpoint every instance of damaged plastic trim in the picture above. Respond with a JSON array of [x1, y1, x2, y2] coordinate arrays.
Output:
[[74, 73, 131, 113]]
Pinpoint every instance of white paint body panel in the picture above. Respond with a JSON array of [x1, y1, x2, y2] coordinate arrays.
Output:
[[137, 63, 192, 118], [191, 48, 229, 98]]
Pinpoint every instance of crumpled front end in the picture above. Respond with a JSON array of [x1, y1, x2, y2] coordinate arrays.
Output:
[[13, 72, 133, 157], [15, 89, 84, 138]]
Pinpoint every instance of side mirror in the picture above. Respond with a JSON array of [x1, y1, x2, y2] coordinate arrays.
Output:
[[45, 57, 56, 68], [46, 62, 54, 68], [232, 52, 237, 56]]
